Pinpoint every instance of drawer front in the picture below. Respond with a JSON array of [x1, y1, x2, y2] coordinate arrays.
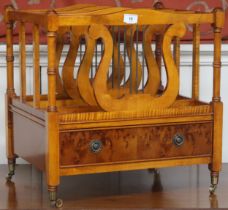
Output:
[[60, 123, 212, 166]]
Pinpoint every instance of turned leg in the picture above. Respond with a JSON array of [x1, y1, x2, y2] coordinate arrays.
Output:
[[6, 158, 16, 181], [148, 168, 159, 174], [48, 186, 63, 208], [151, 169, 163, 192], [209, 171, 219, 194]]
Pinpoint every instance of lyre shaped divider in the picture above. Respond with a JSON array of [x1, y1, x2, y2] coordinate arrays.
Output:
[[66, 25, 143, 105], [93, 23, 186, 111]]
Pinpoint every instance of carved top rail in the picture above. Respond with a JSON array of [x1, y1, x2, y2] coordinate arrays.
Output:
[[5, 4, 220, 29]]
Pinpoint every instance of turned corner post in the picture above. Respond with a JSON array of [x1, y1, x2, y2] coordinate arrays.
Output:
[[210, 8, 224, 180], [4, 5, 16, 99], [47, 10, 58, 112], [45, 10, 60, 202], [4, 5, 17, 172], [212, 8, 224, 103]]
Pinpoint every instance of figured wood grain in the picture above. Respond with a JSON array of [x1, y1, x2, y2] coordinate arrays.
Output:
[[60, 123, 212, 166], [58, 103, 212, 125]]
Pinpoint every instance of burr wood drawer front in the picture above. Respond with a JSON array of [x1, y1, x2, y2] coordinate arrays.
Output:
[[60, 123, 213, 166]]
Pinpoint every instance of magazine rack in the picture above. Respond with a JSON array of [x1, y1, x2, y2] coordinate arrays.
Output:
[[5, 3, 224, 207]]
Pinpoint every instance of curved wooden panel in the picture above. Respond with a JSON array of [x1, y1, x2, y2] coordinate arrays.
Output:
[[61, 26, 89, 104], [93, 23, 186, 111], [144, 25, 165, 95], [55, 27, 69, 96], [77, 28, 97, 106]]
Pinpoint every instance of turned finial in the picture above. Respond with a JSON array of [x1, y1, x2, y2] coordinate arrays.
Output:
[[4, 5, 15, 23], [46, 9, 58, 32], [153, 1, 164, 10], [213, 7, 225, 29]]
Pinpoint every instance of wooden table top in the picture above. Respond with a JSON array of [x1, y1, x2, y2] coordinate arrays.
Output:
[[0, 164, 227, 209]]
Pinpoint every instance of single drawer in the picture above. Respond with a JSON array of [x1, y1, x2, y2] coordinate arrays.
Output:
[[60, 123, 212, 166]]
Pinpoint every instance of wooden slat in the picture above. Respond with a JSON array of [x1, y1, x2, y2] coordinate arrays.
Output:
[[19, 22, 26, 102], [33, 24, 40, 108], [192, 24, 200, 100]]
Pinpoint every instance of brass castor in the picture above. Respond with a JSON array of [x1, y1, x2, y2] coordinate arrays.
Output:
[[55, 199, 63, 208], [6, 171, 14, 182], [209, 172, 219, 194], [6, 159, 15, 181], [51, 198, 63, 208], [49, 189, 63, 208], [209, 184, 217, 194]]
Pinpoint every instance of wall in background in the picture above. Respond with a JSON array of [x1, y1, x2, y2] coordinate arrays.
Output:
[[0, 44, 228, 164], [1, 0, 228, 42]]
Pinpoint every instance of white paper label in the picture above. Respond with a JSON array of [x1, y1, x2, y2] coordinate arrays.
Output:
[[123, 14, 138, 24]]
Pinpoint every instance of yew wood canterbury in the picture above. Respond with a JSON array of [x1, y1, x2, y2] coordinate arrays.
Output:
[[4, 3, 224, 208]]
